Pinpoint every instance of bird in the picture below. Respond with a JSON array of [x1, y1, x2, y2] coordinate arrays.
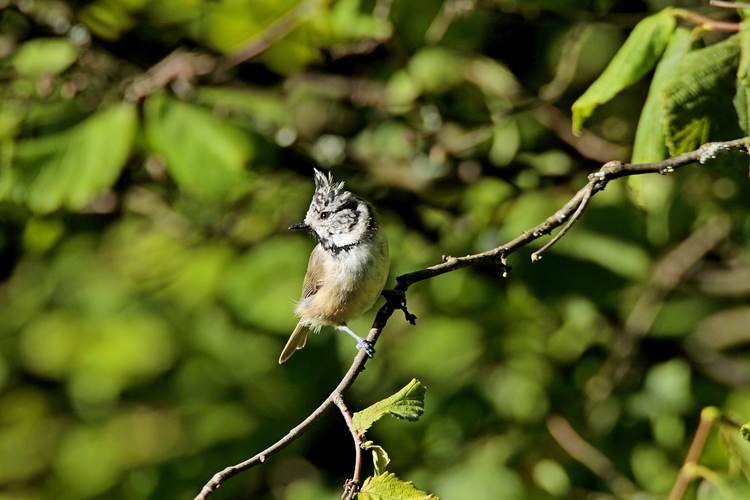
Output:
[[279, 169, 390, 363]]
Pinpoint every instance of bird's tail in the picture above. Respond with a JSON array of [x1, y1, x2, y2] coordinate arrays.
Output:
[[279, 322, 309, 363]]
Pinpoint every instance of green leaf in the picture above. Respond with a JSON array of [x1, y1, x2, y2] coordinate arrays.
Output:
[[697, 475, 750, 500], [12, 38, 79, 77], [330, 0, 392, 40], [740, 422, 750, 442], [720, 417, 750, 480], [5, 104, 137, 214], [352, 379, 426, 436], [359, 472, 439, 500], [364, 442, 391, 476], [661, 34, 742, 155], [631, 27, 693, 164], [143, 94, 253, 201], [572, 8, 676, 134], [734, 21, 750, 134]]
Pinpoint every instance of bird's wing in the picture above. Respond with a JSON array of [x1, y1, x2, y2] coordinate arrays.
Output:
[[300, 245, 325, 299]]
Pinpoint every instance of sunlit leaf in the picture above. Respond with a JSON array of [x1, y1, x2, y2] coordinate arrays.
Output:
[[330, 0, 392, 40], [143, 94, 253, 201], [79, 2, 137, 41], [6, 104, 137, 214], [407, 47, 466, 94], [720, 417, 750, 480], [661, 34, 742, 155], [632, 27, 693, 165], [734, 21, 750, 134], [359, 472, 439, 500], [572, 8, 676, 134], [12, 38, 79, 77], [364, 442, 391, 476], [352, 379, 426, 436], [697, 475, 750, 500]]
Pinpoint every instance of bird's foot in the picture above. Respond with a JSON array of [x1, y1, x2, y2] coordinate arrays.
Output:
[[356, 340, 375, 358]]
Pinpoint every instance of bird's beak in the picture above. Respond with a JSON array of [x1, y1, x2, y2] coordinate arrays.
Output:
[[289, 221, 310, 230]]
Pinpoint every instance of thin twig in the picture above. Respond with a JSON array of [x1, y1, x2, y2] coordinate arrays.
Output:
[[711, 0, 750, 9], [125, 50, 216, 102], [675, 9, 741, 32], [546, 414, 639, 496], [667, 407, 722, 500], [531, 184, 592, 262], [333, 395, 364, 499], [194, 137, 750, 499]]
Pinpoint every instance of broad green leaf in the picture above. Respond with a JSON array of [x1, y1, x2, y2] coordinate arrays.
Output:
[[352, 379, 426, 436], [572, 8, 676, 134], [697, 475, 750, 500], [79, 2, 137, 41], [203, 0, 307, 53], [5, 104, 137, 214], [734, 21, 750, 133], [407, 47, 466, 94], [721, 418, 750, 480], [738, 20, 750, 85], [661, 34, 742, 155], [631, 27, 693, 165], [359, 472, 439, 500], [12, 38, 79, 78], [363, 442, 390, 476], [143, 94, 253, 201]]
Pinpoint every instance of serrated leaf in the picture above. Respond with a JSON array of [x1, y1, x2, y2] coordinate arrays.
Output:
[[572, 8, 676, 134], [632, 27, 693, 165], [352, 379, 425, 437], [734, 84, 750, 135], [5, 104, 137, 214], [143, 94, 253, 200], [363, 442, 391, 476], [734, 21, 750, 133], [661, 34, 742, 156], [360, 472, 439, 500]]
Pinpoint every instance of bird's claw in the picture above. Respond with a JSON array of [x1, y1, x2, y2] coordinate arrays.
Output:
[[356, 340, 375, 358]]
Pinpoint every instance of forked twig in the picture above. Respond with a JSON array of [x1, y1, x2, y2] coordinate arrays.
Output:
[[333, 395, 365, 500]]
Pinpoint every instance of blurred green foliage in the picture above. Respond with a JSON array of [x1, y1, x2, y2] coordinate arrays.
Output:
[[2, 0, 750, 499]]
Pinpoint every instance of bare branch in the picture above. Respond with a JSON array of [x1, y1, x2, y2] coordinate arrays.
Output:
[[546, 414, 639, 496], [125, 50, 216, 102], [675, 8, 741, 32], [711, 0, 750, 9], [333, 395, 365, 499], [667, 407, 722, 500], [531, 183, 593, 262]]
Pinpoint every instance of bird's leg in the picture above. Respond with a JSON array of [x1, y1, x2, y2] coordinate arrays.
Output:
[[337, 325, 375, 358]]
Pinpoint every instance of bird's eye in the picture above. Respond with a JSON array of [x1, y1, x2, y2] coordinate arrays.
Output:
[[320, 211, 330, 219]]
